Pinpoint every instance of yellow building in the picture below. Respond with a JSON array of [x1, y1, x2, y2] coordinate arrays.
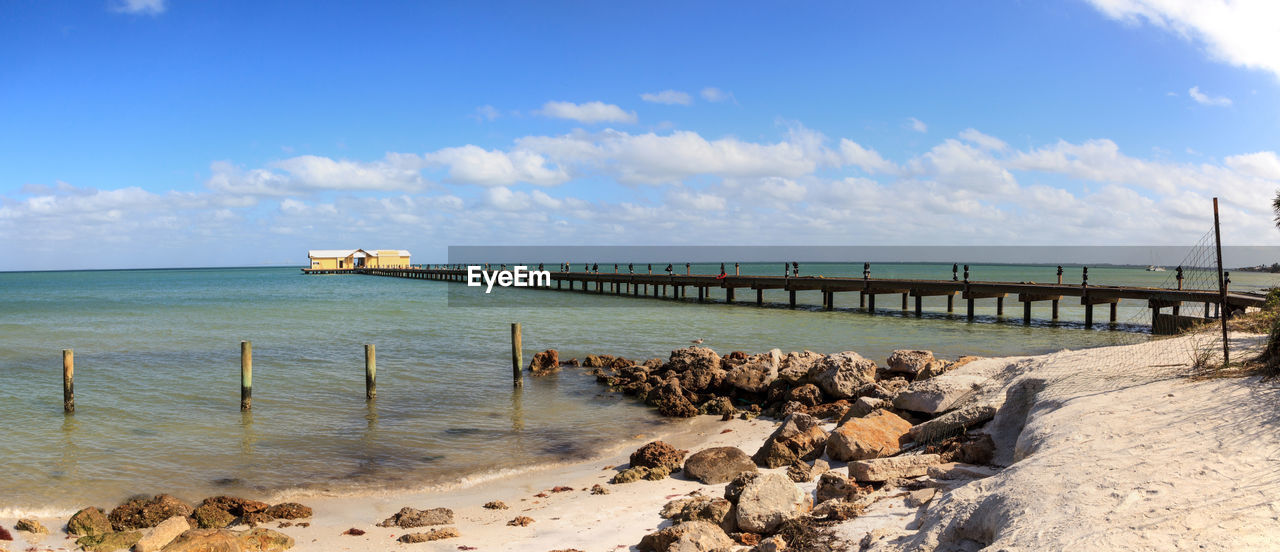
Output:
[[307, 249, 412, 270]]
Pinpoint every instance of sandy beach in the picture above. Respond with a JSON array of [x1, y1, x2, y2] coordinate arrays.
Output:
[[4, 332, 1278, 552]]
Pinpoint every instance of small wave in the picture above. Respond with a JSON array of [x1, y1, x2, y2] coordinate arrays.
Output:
[[0, 505, 80, 519]]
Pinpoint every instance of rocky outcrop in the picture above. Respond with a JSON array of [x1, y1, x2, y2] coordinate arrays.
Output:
[[263, 503, 311, 520], [849, 454, 943, 482], [839, 396, 891, 423], [68, 507, 113, 537], [726, 349, 781, 393], [630, 441, 688, 472], [76, 530, 142, 552], [660, 495, 737, 533], [684, 447, 757, 484], [815, 472, 865, 503], [134, 516, 191, 552], [191, 503, 235, 529], [808, 352, 878, 399], [528, 349, 560, 376], [733, 472, 811, 534], [109, 495, 193, 531], [786, 384, 823, 407], [646, 379, 698, 418], [777, 351, 824, 382], [752, 413, 828, 468], [886, 350, 945, 377], [376, 507, 454, 528], [825, 409, 913, 462], [892, 375, 988, 414], [667, 347, 721, 374], [638, 520, 734, 552]]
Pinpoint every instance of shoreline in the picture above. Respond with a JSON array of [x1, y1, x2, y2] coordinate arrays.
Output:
[[4, 332, 1276, 551]]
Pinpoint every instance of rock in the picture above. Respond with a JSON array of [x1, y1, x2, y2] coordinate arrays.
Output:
[[698, 396, 736, 416], [583, 354, 614, 368], [808, 352, 878, 399], [837, 397, 890, 424], [734, 472, 810, 534], [786, 384, 822, 407], [76, 531, 143, 552], [506, 516, 533, 527], [158, 528, 238, 552], [926, 462, 1000, 480], [684, 446, 757, 484], [191, 504, 236, 529], [886, 350, 946, 377], [785, 461, 812, 483], [133, 516, 192, 552], [668, 346, 722, 372], [777, 351, 823, 383], [753, 535, 787, 552], [110, 495, 194, 531], [234, 512, 274, 528], [563, 357, 581, 367], [732, 531, 761, 546], [726, 349, 781, 393], [637, 520, 734, 552], [397, 528, 459, 543], [376, 507, 454, 528], [262, 503, 310, 520], [590, 484, 609, 495], [238, 528, 294, 551], [340, 528, 364, 536], [921, 355, 981, 380], [647, 379, 699, 418], [611, 465, 670, 483], [804, 400, 851, 420], [908, 404, 997, 442], [630, 441, 687, 472], [199, 497, 269, 517], [0, 527, 9, 541], [941, 433, 996, 465], [751, 413, 828, 468], [815, 472, 863, 503], [905, 488, 938, 507], [663, 496, 736, 533], [848, 454, 943, 482], [69, 507, 114, 537], [660, 497, 696, 519], [482, 501, 508, 510], [528, 349, 560, 375], [892, 375, 988, 414], [14, 518, 47, 534], [724, 472, 758, 503], [825, 409, 913, 462], [811, 498, 866, 522]]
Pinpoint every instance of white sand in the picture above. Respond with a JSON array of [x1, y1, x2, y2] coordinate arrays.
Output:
[[5, 333, 1278, 551]]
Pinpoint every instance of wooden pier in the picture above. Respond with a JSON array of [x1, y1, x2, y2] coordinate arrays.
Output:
[[304, 267, 1265, 333]]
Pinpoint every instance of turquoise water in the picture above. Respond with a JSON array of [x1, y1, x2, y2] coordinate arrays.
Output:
[[1, 264, 1275, 513]]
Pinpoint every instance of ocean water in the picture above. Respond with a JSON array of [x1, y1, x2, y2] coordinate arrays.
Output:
[[1, 263, 1275, 513]]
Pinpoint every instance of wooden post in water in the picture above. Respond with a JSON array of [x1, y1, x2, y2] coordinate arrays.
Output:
[[511, 323, 523, 387], [756, 289, 763, 305], [365, 344, 376, 399], [914, 295, 923, 317], [1023, 301, 1032, 324], [1110, 302, 1118, 325], [946, 294, 954, 313], [63, 349, 74, 413], [789, 290, 796, 308], [1051, 299, 1060, 320], [240, 341, 252, 411]]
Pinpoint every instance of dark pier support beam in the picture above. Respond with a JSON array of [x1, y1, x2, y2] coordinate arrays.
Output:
[[914, 295, 923, 317], [859, 292, 866, 309], [1023, 300, 1032, 324], [868, 294, 876, 314], [727, 288, 735, 303], [901, 293, 908, 311], [1110, 302, 1119, 325], [996, 297, 1005, 317], [789, 290, 797, 309], [1084, 304, 1094, 328], [967, 297, 975, 320], [698, 287, 705, 302], [756, 289, 763, 306], [1052, 300, 1060, 320], [947, 294, 954, 313]]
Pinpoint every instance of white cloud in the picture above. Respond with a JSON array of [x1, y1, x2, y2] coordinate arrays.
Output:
[[640, 90, 693, 106], [475, 105, 501, 121], [111, 0, 165, 15], [1087, 0, 1280, 79], [700, 87, 732, 102], [958, 128, 1008, 151], [838, 139, 896, 174], [907, 117, 928, 133], [1188, 85, 1232, 106], [1224, 151, 1280, 179], [205, 154, 429, 196], [422, 145, 567, 187], [536, 101, 637, 124]]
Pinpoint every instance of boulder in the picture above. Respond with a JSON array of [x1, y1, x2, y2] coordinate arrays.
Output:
[[726, 349, 781, 393], [376, 507, 454, 528], [646, 379, 699, 418], [528, 349, 560, 376], [920, 355, 981, 380], [697, 396, 736, 416], [808, 352, 878, 399], [848, 454, 943, 482], [234, 512, 274, 528], [753, 535, 787, 552], [667, 347, 722, 374], [68, 507, 113, 537], [777, 351, 823, 383], [908, 404, 997, 442], [786, 384, 823, 407], [784, 459, 828, 483], [262, 503, 310, 520], [684, 447, 757, 484], [905, 487, 938, 507], [926, 462, 1000, 480], [611, 465, 670, 483], [630, 441, 688, 471], [886, 350, 945, 377], [663, 496, 737, 533], [724, 472, 758, 503], [238, 528, 294, 551], [751, 413, 828, 468], [815, 472, 862, 503], [157, 529, 237, 552], [134, 516, 191, 552], [14, 518, 47, 534], [199, 497, 269, 517], [805, 400, 851, 420], [892, 374, 988, 414], [825, 409, 913, 462], [109, 495, 194, 531], [837, 396, 890, 424], [940, 433, 996, 465], [811, 498, 866, 522], [734, 473, 810, 534], [77, 531, 142, 552], [397, 528, 458, 543], [191, 504, 235, 529], [637, 520, 734, 552], [582, 354, 614, 368]]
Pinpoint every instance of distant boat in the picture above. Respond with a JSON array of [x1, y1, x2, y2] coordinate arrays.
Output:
[[1146, 265, 1166, 272]]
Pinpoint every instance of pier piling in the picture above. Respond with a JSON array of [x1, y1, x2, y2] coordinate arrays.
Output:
[[365, 344, 376, 399], [240, 341, 252, 411], [62, 349, 74, 413], [511, 323, 523, 387]]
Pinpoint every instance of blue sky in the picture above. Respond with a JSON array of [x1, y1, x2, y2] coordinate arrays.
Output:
[[2, 0, 1279, 270]]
